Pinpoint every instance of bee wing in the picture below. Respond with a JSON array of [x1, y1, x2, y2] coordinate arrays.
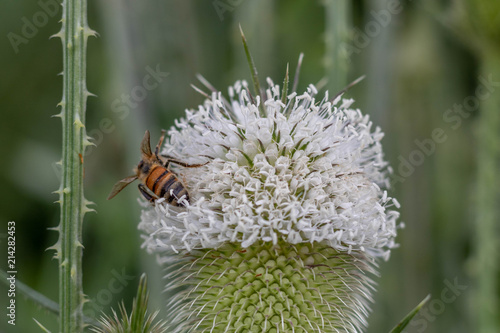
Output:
[[107, 175, 138, 200], [141, 130, 152, 156]]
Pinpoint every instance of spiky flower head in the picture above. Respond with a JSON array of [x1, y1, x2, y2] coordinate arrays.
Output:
[[90, 274, 168, 333], [138, 77, 399, 332]]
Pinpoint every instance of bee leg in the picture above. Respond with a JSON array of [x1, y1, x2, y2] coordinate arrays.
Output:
[[138, 184, 158, 202], [160, 154, 208, 168], [154, 129, 167, 157]]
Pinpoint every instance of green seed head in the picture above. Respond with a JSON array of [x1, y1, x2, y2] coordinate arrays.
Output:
[[165, 241, 376, 332]]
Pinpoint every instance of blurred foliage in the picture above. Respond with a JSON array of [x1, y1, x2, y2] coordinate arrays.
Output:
[[0, 0, 498, 332]]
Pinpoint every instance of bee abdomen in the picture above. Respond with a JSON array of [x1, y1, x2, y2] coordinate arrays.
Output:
[[145, 166, 168, 191], [147, 167, 188, 206]]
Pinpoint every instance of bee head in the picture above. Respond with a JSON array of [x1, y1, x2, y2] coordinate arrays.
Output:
[[136, 159, 151, 176]]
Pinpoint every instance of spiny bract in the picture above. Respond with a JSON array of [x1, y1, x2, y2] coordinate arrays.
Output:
[[164, 241, 376, 333]]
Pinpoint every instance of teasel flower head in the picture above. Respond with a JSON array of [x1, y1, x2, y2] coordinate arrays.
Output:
[[138, 67, 400, 332]]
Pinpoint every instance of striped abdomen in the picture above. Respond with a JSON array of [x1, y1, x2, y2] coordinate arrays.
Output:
[[145, 165, 189, 206]]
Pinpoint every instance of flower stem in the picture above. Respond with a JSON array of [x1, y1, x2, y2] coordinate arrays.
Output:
[[324, 0, 351, 94], [52, 0, 95, 331], [475, 49, 500, 332], [461, 1, 500, 330]]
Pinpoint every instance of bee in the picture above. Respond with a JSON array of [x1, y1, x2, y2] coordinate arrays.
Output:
[[107, 130, 207, 206]]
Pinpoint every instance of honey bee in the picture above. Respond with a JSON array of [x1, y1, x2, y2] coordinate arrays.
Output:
[[107, 130, 207, 206]]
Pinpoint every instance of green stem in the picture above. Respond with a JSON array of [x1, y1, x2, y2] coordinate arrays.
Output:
[[475, 50, 500, 332], [52, 0, 95, 332], [324, 0, 350, 94]]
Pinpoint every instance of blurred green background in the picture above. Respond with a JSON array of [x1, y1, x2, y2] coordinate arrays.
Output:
[[1, 0, 499, 332]]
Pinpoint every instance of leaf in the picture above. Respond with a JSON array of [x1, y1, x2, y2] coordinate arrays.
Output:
[[389, 294, 431, 333], [0, 269, 97, 326], [33, 318, 52, 333]]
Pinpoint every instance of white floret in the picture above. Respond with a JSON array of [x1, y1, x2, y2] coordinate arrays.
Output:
[[138, 80, 400, 259]]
